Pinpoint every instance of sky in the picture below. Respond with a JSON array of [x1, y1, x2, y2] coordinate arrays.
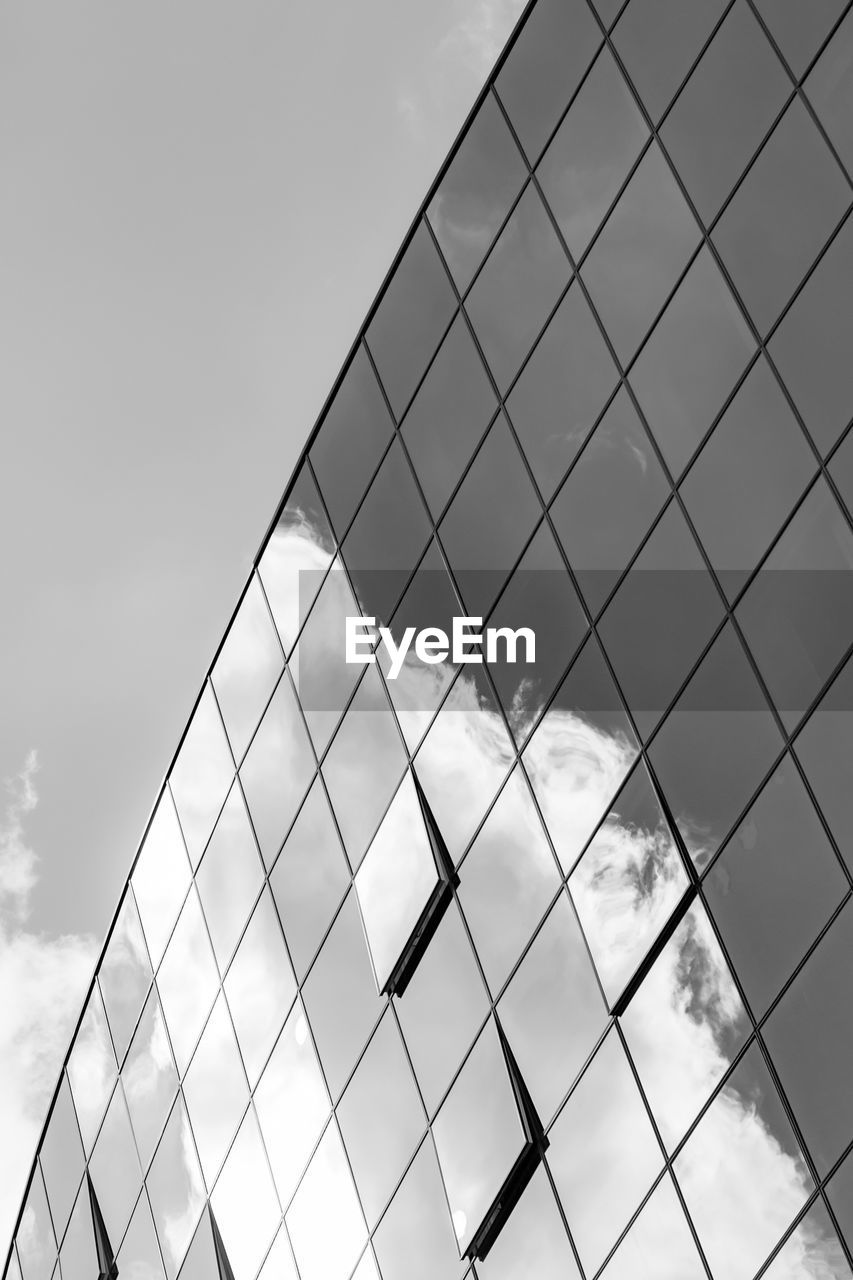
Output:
[[0, 0, 527, 1254]]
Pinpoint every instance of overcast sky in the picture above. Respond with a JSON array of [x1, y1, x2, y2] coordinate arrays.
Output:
[[0, 0, 525, 1253]]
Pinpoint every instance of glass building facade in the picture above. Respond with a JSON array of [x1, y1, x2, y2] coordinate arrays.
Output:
[[6, 0, 853, 1277]]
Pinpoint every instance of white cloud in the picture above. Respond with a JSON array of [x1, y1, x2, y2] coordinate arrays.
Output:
[[0, 752, 96, 1259], [438, 0, 529, 80]]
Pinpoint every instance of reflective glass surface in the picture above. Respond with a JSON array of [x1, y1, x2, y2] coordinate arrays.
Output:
[[828, 1149, 853, 1255], [496, 0, 602, 165], [39, 1076, 83, 1247], [806, 8, 853, 173], [465, 182, 571, 394], [402, 313, 496, 520], [614, 0, 727, 123], [630, 245, 755, 481], [239, 670, 315, 868], [770, 215, 853, 457], [195, 781, 263, 972], [599, 1173, 705, 1280], [762, 1199, 851, 1280], [254, 997, 331, 1209], [16, 1170, 55, 1280], [757, 0, 848, 76], [131, 790, 191, 972], [354, 770, 441, 993], [89, 1084, 143, 1252], [661, 0, 789, 221], [795, 652, 853, 873], [117, 1192, 166, 1280], [675, 1040, 813, 1280], [58, 1182, 97, 1280], [714, 99, 851, 334], [182, 993, 249, 1188], [222, 889, 295, 1087], [289, 556, 361, 755], [582, 142, 700, 363], [499, 891, 607, 1124], [66, 984, 117, 1155], [372, 1137, 463, 1280], [537, 47, 648, 260], [428, 93, 527, 294], [506, 279, 617, 500], [146, 1097, 206, 1280], [337, 1010, 425, 1227], [210, 1107, 281, 1280], [121, 987, 179, 1171], [156, 887, 219, 1077], [478, 1164, 580, 1280], [284, 1120, 367, 1280], [551, 386, 668, 614], [211, 576, 283, 764], [548, 1030, 663, 1275], [366, 220, 456, 421], [168, 685, 234, 870]]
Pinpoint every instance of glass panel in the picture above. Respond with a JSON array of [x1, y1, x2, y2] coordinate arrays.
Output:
[[662, 0, 789, 221], [506, 279, 618, 501], [156, 887, 219, 1076], [428, 93, 527, 295], [195, 781, 263, 972], [301, 889, 384, 1099], [414, 665, 515, 863], [681, 356, 815, 598], [714, 99, 851, 334], [39, 1077, 84, 1245], [402, 313, 496, 520], [795, 652, 853, 874], [551, 386, 669, 614], [582, 143, 700, 363], [621, 899, 750, 1150], [763, 1200, 852, 1280], [487, 521, 588, 742], [599, 1174, 705, 1280], [649, 621, 783, 868], [342, 438, 431, 626], [806, 8, 853, 173], [131, 789, 191, 971], [763, 901, 853, 1176], [67, 984, 117, 1155], [169, 685, 234, 870], [337, 1010, 425, 1228], [832, 426, 853, 517], [770, 216, 853, 457], [350, 1248, 380, 1280], [5, 1247, 22, 1280], [270, 778, 348, 980], [599, 501, 723, 737], [183, 993, 249, 1188], [284, 1121, 367, 1280], [757, 0, 848, 76], [16, 1169, 55, 1280], [495, 0, 602, 165], [466, 184, 571, 395], [478, 1164, 580, 1280], [212, 577, 283, 763], [258, 460, 335, 655], [395, 900, 489, 1117], [256, 1228, 298, 1280], [223, 889, 295, 1088], [354, 771, 441, 994], [523, 635, 640, 874], [372, 1137, 463, 1280], [177, 1211, 217, 1280], [828, 1149, 853, 1255], [211, 1108, 281, 1280], [537, 47, 648, 260], [630, 245, 755, 481], [569, 760, 689, 1005], [239, 670, 315, 868], [499, 891, 607, 1126], [614, 0, 728, 123], [737, 477, 853, 729], [366, 220, 456, 421], [309, 346, 394, 540], [548, 1031, 663, 1276], [674, 1041, 813, 1280], [89, 1084, 142, 1251], [322, 666, 407, 871], [121, 988, 179, 1171], [458, 765, 560, 994], [290, 557, 361, 756], [705, 755, 847, 1018], [146, 1097, 206, 1280], [58, 1182, 97, 1280], [254, 998, 331, 1209], [99, 891, 152, 1070], [117, 1193, 166, 1280]]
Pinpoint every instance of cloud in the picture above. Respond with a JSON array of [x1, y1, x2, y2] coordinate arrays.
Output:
[[438, 0, 529, 80], [0, 752, 96, 1260]]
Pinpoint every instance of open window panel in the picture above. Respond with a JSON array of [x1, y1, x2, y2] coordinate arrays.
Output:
[[355, 769, 458, 998], [433, 1016, 547, 1264], [87, 1176, 118, 1280]]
